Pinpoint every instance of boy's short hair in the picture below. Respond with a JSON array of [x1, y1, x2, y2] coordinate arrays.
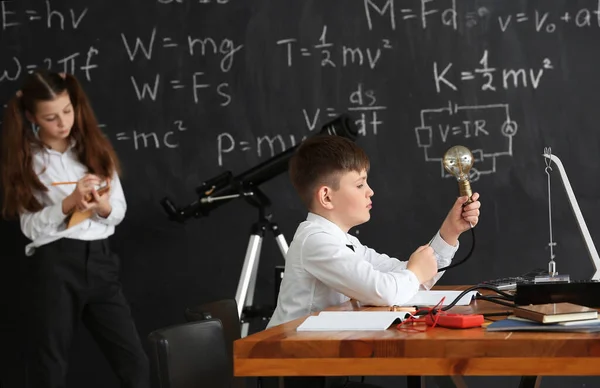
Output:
[[289, 134, 370, 208]]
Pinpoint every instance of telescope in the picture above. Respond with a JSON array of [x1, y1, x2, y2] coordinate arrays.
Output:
[[161, 114, 359, 222]]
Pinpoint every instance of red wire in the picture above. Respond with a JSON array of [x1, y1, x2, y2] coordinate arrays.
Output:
[[396, 296, 446, 332]]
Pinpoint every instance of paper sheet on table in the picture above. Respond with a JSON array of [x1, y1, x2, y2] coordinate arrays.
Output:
[[398, 290, 478, 306], [296, 311, 410, 331]]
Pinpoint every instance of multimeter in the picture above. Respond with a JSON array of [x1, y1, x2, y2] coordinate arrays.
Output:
[[425, 313, 484, 329]]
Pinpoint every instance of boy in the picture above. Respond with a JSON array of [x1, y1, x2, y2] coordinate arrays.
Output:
[[268, 135, 481, 328]]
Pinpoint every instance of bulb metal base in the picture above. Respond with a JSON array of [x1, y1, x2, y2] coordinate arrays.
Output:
[[459, 180, 473, 204]]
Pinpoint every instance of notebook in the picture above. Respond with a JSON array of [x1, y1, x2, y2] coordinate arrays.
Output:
[[296, 311, 410, 331], [513, 302, 598, 324], [66, 184, 111, 229], [486, 318, 600, 333], [507, 315, 600, 327]]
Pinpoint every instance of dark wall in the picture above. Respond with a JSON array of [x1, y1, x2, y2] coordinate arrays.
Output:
[[2, 1, 600, 387]]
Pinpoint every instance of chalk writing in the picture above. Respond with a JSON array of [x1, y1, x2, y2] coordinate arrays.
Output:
[[129, 73, 231, 105], [217, 133, 304, 167], [498, 2, 600, 33], [2, 0, 593, 177], [1, 0, 88, 30], [434, 50, 554, 93], [415, 101, 517, 181], [363, 0, 458, 31], [0, 47, 99, 83], [362, 0, 600, 33], [120, 28, 241, 104], [120, 28, 243, 73], [277, 25, 392, 68], [215, 83, 386, 167], [115, 121, 188, 150], [301, 83, 386, 136], [217, 111, 384, 167]]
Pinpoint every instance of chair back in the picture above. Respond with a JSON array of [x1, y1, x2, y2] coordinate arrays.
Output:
[[184, 299, 243, 388], [148, 319, 231, 388]]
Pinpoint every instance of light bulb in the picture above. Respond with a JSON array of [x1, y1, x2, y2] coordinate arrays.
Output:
[[443, 145, 474, 204]]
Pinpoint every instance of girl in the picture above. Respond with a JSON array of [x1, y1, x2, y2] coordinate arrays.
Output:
[[0, 71, 149, 387]]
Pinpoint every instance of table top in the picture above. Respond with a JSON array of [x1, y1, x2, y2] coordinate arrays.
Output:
[[234, 286, 600, 377]]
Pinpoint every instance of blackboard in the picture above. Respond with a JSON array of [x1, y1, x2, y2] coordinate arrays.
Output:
[[2, 1, 600, 387]]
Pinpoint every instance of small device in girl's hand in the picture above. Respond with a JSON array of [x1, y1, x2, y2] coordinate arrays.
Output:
[[95, 182, 110, 196], [51, 180, 111, 200], [69, 181, 111, 229], [94, 179, 110, 192], [84, 182, 110, 201]]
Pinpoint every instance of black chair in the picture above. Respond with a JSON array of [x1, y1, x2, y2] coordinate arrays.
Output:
[[184, 299, 245, 388], [148, 318, 231, 388], [283, 376, 383, 388], [185, 300, 385, 388]]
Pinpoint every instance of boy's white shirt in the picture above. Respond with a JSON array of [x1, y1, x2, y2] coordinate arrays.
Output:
[[267, 212, 458, 328]]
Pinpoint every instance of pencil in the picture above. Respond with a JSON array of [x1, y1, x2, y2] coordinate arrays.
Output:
[[51, 181, 78, 186]]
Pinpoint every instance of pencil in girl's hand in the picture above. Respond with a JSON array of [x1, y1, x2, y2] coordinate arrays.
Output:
[[51, 181, 78, 186]]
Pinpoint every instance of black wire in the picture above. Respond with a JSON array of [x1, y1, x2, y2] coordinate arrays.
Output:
[[483, 311, 513, 318], [416, 285, 516, 315], [476, 295, 518, 309], [482, 295, 514, 300], [438, 227, 475, 272], [419, 224, 518, 314], [439, 285, 499, 311]]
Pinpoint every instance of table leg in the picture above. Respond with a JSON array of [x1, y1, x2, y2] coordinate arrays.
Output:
[[518, 376, 542, 388], [407, 376, 423, 388]]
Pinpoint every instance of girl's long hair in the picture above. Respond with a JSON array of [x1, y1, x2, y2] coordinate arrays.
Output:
[[1, 70, 121, 219]]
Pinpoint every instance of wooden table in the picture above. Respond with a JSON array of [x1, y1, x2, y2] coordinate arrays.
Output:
[[234, 286, 600, 385]]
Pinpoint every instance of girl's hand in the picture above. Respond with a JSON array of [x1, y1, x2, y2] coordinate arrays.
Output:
[[65, 175, 113, 217], [63, 174, 101, 214], [90, 179, 112, 218]]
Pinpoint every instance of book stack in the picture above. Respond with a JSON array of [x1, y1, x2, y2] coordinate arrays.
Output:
[[486, 302, 600, 332]]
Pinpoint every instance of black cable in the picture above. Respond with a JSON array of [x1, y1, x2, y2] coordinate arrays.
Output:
[[481, 295, 514, 300], [437, 227, 475, 272], [416, 285, 516, 315], [478, 295, 516, 305], [444, 284, 515, 309], [482, 311, 513, 318], [476, 295, 518, 309]]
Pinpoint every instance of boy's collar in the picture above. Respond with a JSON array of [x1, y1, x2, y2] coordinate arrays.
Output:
[[306, 212, 350, 241]]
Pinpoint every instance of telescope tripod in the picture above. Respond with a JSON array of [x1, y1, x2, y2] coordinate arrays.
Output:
[[235, 198, 288, 337]]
